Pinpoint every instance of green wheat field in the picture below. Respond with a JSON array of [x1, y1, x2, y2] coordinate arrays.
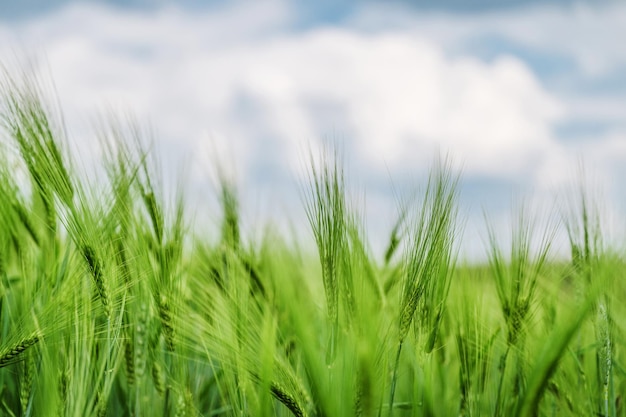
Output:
[[0, 71, 624, 417]]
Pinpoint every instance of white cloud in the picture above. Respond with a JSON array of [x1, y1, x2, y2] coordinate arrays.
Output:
[[0, 1, 572, 187], [350, 2, 626, 77], [3, 1, 626, 258]]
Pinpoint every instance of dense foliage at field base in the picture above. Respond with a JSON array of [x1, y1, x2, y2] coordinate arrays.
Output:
[[0, 72, 624, 417]]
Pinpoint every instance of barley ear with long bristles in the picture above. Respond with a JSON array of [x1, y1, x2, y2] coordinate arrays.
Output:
[[562, 174, 615, 417], [302, 146, 347, 366], [81, 244, 111, 318], [0, 333, 41, 368], [388, 156, 459, 414]]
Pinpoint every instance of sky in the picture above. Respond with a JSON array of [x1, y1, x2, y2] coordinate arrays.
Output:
[[1, 0, 625, 260]]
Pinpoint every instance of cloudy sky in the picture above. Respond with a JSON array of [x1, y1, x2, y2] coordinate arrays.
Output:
[[1, 0, 625, 259]]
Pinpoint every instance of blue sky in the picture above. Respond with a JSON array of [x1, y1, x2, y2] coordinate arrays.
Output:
[[1, 0, 625, 259]]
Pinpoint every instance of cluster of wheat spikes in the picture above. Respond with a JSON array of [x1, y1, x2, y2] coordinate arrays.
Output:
[[0, 70, 624, 417]]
